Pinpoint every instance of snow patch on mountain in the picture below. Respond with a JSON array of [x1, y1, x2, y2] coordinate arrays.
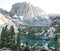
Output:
[[19, 16, 24, 21], [13, 14, 18, 18]]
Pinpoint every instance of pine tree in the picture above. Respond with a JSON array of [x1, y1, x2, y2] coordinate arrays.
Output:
[[9, 25, 15, 50], [4, 25, 10, 48], [54, 36, 60, 51], [6, 29, 12, 48], [16, 26, 21, 51], [1, 25, 8, 48], [1, 25, 16, 50], [1, 27, 5, 47]]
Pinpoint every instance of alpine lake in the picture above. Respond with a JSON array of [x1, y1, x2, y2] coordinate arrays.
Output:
[[19, 34, 56, 48]]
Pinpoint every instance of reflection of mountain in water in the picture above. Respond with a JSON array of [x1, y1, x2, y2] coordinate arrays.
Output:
[[20, 34, 55, 48]]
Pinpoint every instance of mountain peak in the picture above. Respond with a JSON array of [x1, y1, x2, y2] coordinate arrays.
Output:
[[9, 2, 45, 18], [0, 8, 8, 14]]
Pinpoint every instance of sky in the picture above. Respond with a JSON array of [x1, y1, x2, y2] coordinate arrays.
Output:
[[0, 0, 60, 14]]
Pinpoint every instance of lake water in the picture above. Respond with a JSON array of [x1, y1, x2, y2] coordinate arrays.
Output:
[[20, 34, 55, 47]]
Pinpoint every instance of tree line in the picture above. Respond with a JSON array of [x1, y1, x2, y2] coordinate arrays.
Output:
[[0, 25, 60, 51], [0, 25, 21, 51]]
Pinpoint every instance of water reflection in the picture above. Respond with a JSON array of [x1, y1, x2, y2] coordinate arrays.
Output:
[[20, 34, 55, 47]]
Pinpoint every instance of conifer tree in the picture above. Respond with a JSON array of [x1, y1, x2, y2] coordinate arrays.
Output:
[[1, 25, 16, 49], [1, 27, 5, 47], [1, 25, 8, 48], [4, 25, 9, 48], [9, 25, 15, 50], [16, 26, 21, 51], [54, 36, 60, 51]]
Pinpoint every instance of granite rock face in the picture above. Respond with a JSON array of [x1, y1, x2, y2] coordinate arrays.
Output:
[[9, 2, 44, 18], [0, 8, 9, 14], [9, 2, 51, 26]]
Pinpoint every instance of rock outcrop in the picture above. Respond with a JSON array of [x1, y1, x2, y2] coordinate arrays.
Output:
[[9, 2, 44, 18]]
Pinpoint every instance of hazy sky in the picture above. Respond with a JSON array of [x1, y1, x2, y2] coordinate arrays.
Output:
[[0, 0, 60, 14]]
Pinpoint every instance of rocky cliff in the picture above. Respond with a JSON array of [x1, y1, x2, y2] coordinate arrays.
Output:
[[9, 2, 44, 18]]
